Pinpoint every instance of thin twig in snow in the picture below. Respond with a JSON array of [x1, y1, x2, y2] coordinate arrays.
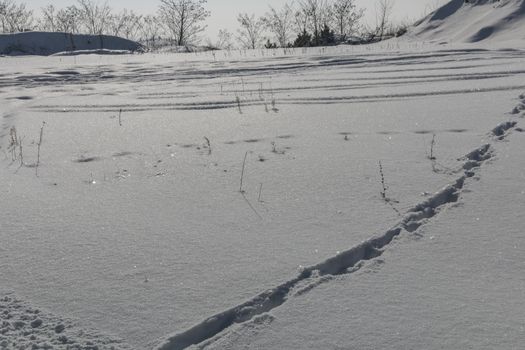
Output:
[[203, 137, 211, 155], [239, 151, 248, 193], [258, 183, 263, 202], [35, 121, 46, 177], [429, 134, 436, 160], [236, 95, 243, 114]]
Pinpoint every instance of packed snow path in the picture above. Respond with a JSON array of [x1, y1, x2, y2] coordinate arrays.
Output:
[[1, 43, 524, 349]]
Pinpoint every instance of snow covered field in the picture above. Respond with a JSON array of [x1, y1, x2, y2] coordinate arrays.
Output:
[[1, 38, 524, 349]]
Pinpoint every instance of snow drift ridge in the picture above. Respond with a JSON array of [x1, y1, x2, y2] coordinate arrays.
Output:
[[0, 32, 143, 56], [412, 0, 525, 43]]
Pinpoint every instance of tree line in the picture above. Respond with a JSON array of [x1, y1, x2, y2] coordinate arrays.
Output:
[[0, 0, 405, 49]]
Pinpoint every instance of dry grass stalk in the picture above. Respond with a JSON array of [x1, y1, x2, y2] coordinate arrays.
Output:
[[240, 151, 248, 193], [35, 121, 46, 177]]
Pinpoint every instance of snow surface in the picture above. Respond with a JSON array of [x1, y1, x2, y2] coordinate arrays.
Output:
[[412, 0, 525, 43], [1, 39, 524, 349], [0, 32, 143, 56]]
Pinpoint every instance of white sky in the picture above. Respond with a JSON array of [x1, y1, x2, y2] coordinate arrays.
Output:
[[27, 0, 446, 40]]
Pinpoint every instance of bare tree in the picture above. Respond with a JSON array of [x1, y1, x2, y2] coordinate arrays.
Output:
[[0, 0, 34, 33], [76, 0, 112, 35], [375, 0, 395, 39], [237, 13, 264, 49], [262, 3, 295, 48], [38, 4, 81, 34], [214, 28, 234, 49], [39, 4, 57, 32], [298, 0, 331, 45], [10, 2, 34, 32], [332, 0, 363, 39], [109, 11, 126, 37], [56, 6, 82, 33], [138, 15, 162, 45], [0, 0, 7, 32], [206, 28, 233, 50], [109, 9, 142, 39], [294, 6, 309, 35], [124, 12, 143, 40], [158, 0, 210, 46]]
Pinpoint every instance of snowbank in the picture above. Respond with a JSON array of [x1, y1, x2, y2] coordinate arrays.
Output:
[[0, 31, 144, 56], [412, 0, 525, 43]]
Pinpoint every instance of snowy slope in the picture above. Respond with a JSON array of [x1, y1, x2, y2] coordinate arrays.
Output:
[[0, 31, 143, 56], [412, 0, 525, 43], [1, 42, 524, 350]]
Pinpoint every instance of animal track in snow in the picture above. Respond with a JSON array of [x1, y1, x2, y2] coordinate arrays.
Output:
[[153, 100, 520, 350], [491, 121, 517, 140], [73, 155, 102, 163]]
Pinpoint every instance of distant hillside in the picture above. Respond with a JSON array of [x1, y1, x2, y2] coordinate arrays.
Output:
[[0, 32, 144, 56], [412, 0, 525, 43]]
